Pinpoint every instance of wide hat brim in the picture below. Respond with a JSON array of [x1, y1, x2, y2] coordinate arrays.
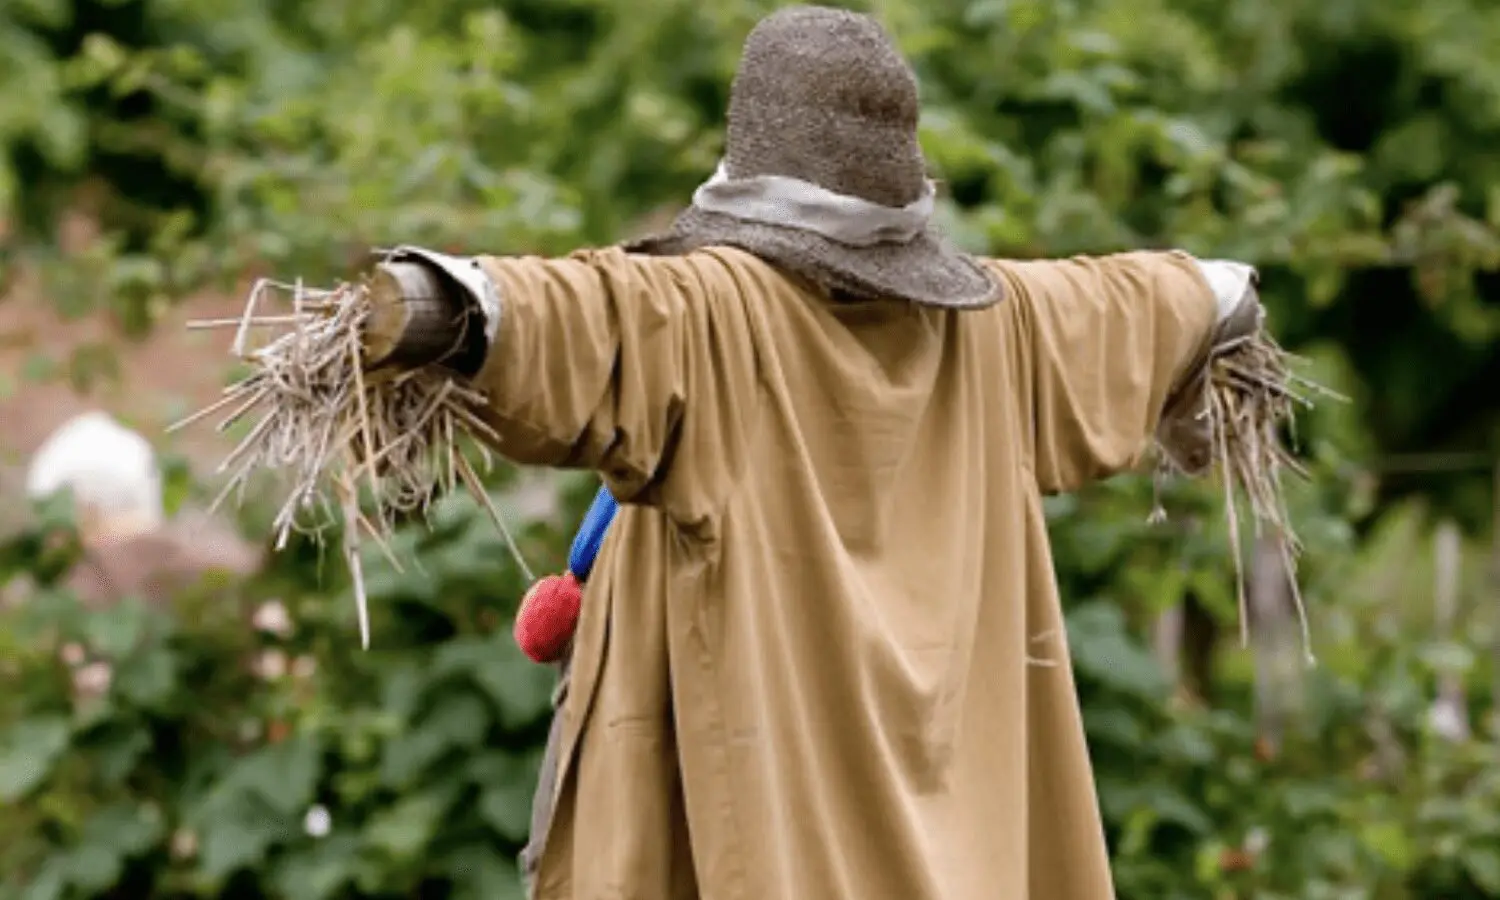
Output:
[[626, 205, 1003, 311]]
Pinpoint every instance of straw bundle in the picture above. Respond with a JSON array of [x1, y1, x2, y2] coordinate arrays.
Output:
[[169, 271, 531, 649], [1152, 321, 1343, 666]]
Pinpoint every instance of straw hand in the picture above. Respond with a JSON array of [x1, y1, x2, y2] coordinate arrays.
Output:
[[1156, 280, 1263, 476]]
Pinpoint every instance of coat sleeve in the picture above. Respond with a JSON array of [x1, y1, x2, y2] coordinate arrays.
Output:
[[986, 251, 1223, 494], [458, 246, 760, 527]]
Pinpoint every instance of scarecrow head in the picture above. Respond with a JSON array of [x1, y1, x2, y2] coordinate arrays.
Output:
[[630, 5, 1002, 310]]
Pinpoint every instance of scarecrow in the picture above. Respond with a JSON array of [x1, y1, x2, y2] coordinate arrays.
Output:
[[371, 8, 1267, 897], [185, 5, 1326, 898]]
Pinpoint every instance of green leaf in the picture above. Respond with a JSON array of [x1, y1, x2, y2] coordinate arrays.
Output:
[[1359, 820, 1413, 871], [444, 844, 525, 900], [1418, 641, 1476, 675], [1464, 847, 1500, 892], [196, 796, 288, 881], [270, 834, 362, 900], [423, 692, 491, 749], [1150, 791, 1214, 836], [17, 858, 66, 900], [9, 0, 69, 28], [380, 691, 491, 787], [469, 751, 539, 842], [1082, 707, 1146, 749], [478, 785, 534, 844], [1098, 775, 1215, 839], [233, 733, 323, 816], [113, 649, 179, 709], [85, 725, 152, 787], [1065, 603, 1170, 701], [363, 785, 459, 863], [378, 663, 428, 723], [62, 804, 165, 888], [81, 600, 150, 659], [432, 637, 552, 728], [1154, 724, 1216, 766], [1281, 784, 1345, 820], [0, 716, 71, 802]]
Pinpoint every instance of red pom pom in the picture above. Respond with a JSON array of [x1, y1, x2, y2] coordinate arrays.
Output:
[[514, 573, 582, 663]]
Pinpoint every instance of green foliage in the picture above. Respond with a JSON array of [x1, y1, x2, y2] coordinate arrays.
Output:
[[0, 482, 576, 900], [3, 0, 1500, 897]]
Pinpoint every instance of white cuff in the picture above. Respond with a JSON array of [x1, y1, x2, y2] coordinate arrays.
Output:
[[382, 245, 501, 344], [1191, 259, 1256, 324]]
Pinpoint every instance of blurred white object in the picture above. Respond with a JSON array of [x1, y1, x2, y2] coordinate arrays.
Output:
[[304, 805, 332, 838], [72, 660, 113, 701], [1429, 701, 1470, 743], [252, 599, 295, 638], [23, 410, 263, 608], [25, 411, 164, 539], [253, 648, 289, 681], [170, 829, 199, 861], [1428, 520, 1471, 743], [291, 654, 318, 680], [59, 642, 87, 666]]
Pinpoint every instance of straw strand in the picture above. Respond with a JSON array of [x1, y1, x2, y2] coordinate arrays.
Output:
[[1153, 321, 1343, 667], [171, 277, 534, 648]]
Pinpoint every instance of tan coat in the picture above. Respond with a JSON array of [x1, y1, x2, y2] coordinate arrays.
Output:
[[471, 247, 1217, 899]]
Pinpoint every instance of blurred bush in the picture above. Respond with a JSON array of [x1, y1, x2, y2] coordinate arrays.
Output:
[[0, 478, 597, 899], [2, 0, 1500, 897]]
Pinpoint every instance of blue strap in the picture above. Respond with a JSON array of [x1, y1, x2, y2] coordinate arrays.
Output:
[[567, 486, 618, 583]]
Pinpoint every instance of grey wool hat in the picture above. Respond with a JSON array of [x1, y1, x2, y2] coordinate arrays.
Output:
[[626, 5, 1002, 309]]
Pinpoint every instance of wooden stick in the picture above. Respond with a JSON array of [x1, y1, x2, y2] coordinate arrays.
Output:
[[363, 262, 469, 370]]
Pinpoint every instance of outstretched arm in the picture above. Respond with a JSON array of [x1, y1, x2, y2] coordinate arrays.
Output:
[[987, 251, 1259, 494], [362, 245, 761, 524]]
